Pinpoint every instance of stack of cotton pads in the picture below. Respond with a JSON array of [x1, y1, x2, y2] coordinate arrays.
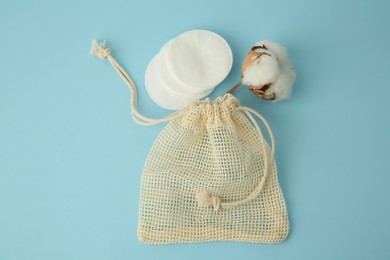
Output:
[[145, 30, 233, 110]]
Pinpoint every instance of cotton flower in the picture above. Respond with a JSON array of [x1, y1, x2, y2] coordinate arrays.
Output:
[[241, 40, 296, 102]]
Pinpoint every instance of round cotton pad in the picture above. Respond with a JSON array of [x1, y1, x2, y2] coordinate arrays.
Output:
[[145, 56, 195, 110], [165, 30, 233, 90], [154, 49, 214, 100]]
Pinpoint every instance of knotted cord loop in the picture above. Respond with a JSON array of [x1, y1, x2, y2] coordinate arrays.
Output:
[[90, 40, 180, 126], [90, 40, 111, 59]]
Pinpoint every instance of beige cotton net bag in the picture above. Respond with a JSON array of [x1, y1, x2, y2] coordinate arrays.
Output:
[[91, 40, 289, 244]]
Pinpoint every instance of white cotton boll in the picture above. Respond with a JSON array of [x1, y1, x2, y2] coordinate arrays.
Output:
[[241, 40, 296, 102], [242, 55, 280, 88], [274, 59, 296, 102], [258, 40, 295, 81], [256, 40, 290, 67], [271, 74, 294, 102]]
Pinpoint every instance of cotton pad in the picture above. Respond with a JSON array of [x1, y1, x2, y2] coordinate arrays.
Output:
[[145, 56, 194, 110], [145, 30, 233, 110], [154, 48, 214, 100], [166, 30, 233, 90]]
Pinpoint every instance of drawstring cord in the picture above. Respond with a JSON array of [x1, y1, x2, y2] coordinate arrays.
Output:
[[90, 40, 180, 126], [90, 40, 275, 212]]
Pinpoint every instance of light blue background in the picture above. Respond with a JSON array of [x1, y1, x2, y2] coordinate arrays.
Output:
[[1, 0, 389, 259]]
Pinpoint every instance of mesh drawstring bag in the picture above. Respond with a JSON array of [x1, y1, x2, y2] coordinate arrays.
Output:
[[91, 40, 289, 244]]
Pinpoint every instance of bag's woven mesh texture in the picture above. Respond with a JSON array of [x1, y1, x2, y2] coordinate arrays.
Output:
[[138, 94, 289, 244]]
